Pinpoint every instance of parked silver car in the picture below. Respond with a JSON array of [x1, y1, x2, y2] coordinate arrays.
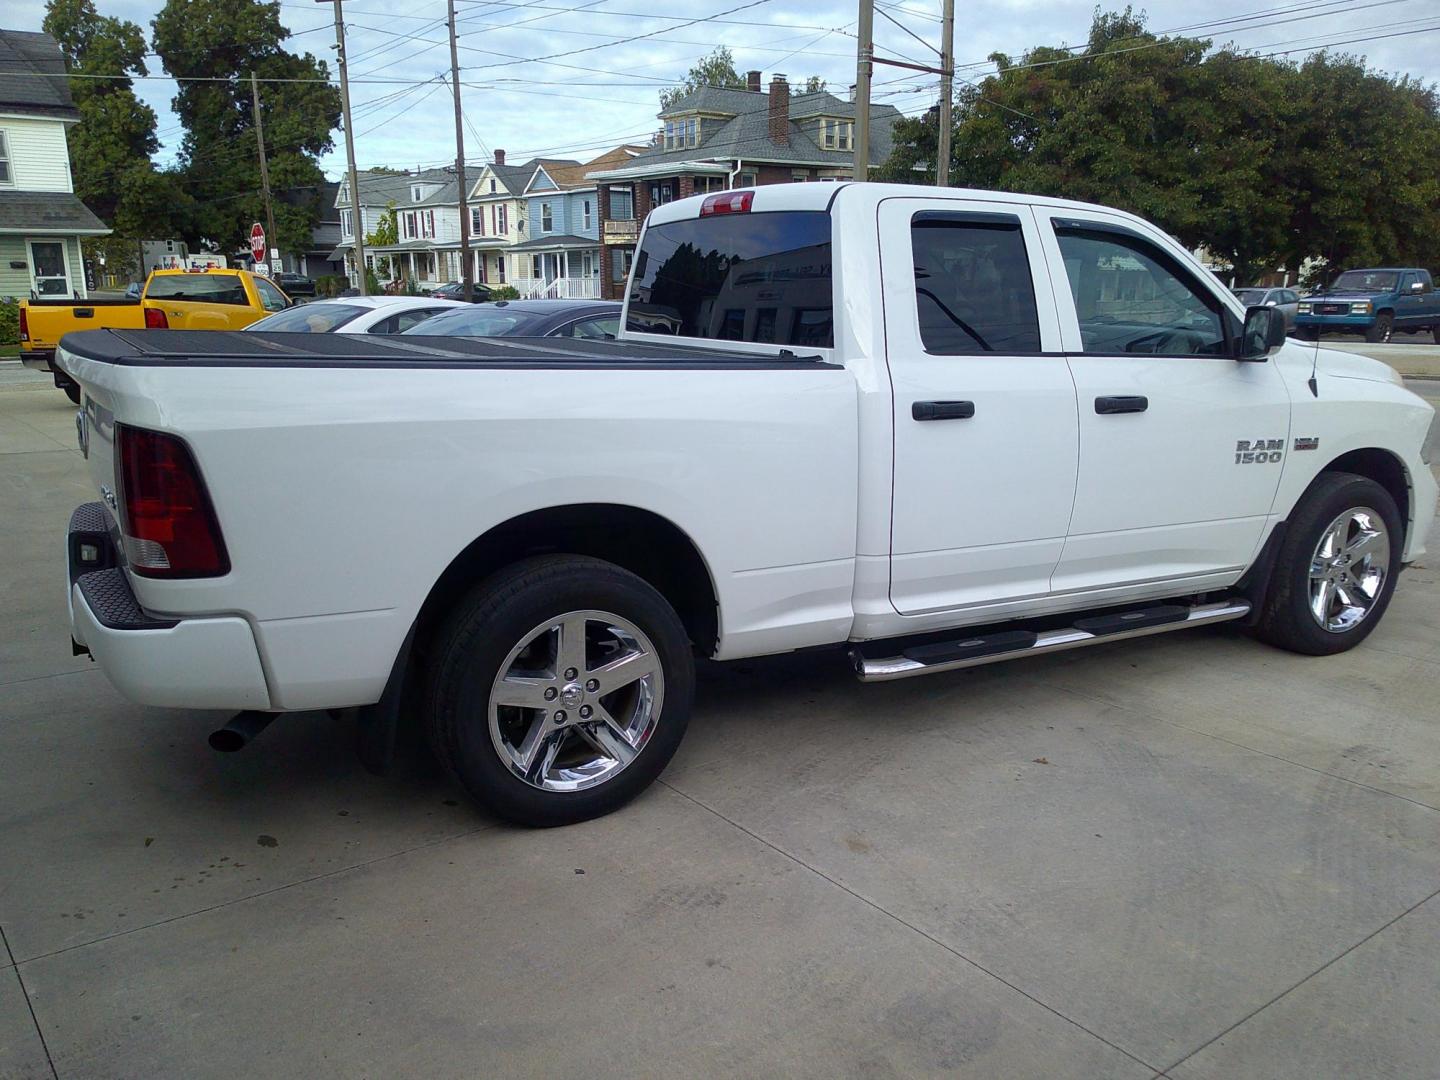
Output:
[[1233, 286, 1300, 331]]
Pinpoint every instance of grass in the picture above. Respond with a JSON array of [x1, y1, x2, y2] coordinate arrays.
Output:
[[0, 342, 20, 359]]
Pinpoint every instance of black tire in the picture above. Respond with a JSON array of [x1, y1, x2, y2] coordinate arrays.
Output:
[[425, 555, 694, 827], [1254, 472, 1403, 656], [1364, 312, 1393, 343], [1432, 326, 1440, 346], [61, 382, 80, 404]]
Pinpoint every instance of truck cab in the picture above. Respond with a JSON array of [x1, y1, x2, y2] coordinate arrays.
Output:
[[1296, 267, 1440, 343]]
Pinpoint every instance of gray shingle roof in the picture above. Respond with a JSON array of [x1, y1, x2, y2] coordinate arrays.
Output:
[[0, 191, 108, 234], [508, 234, 595, 251], [0, 30, 79, 120], [338, 167, 453, 209]]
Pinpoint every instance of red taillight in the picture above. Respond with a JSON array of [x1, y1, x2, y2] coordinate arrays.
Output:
[[700, 191, 753, 216], [144, 307, 169, 329], [19, 305, 28, 342], [116, 425, 229, 578]]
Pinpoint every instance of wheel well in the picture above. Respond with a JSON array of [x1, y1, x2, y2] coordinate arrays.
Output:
[[1321, 448, 1410, 534], [414, 504, 719, 658]]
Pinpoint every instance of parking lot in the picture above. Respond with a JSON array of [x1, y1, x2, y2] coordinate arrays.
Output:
[[2, 367, 1438, 1079]]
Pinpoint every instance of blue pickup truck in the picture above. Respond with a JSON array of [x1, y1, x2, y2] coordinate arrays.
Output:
[[1296, 267, 1440, 343]]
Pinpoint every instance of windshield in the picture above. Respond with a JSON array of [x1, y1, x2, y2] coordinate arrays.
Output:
[[1329, 270, 1398, 293], [246, 303, 368, 333], [401, 306, 547, 337], [629, 210, 833, 346]]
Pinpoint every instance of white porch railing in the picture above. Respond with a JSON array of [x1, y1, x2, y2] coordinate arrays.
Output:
[[511, 276, 601, 300]]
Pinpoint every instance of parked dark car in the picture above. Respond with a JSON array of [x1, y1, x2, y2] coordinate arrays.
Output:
[[429, 280, 494, 303], [273, 271, 316, 299], [403, 299, 623, 340]]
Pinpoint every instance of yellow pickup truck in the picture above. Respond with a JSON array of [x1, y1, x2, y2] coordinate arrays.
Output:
[[21, 268, 292, 401]]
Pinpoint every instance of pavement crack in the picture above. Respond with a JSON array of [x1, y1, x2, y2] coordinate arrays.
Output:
[[1162, 885, 1440, 1074], [657, 779, 1164, 1076], [1, 924, 59, 1080]]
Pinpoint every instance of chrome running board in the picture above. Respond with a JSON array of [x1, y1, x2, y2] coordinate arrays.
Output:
[[850, 599, 1252, 683]]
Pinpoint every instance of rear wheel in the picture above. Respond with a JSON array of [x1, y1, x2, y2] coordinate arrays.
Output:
[[425, 555, 694, 826], [1365, 313, 1394, 343], [1432, 326, 1440, 346], [1254, 472, 1402, 655]]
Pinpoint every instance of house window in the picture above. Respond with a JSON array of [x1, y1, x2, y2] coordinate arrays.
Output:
[[820, 119, 854, 151], [497, 204, 507, 234], [424, 210, 435, 238], [541, 203, 553, 232], [696, 176, 725, 193], [532, 255, 542, 278], [340, 209, 353, 237], [412, 185, 422, 202], [403, 212, 417, 238], [582, 199, 592, 230], [649, 181, 675, 206], [471, 207, 483, 235], [610, 248, 634, 284], [496, 254, 505, 282], [609, 189, 633, 220], [663, 117, 699, 150], [739, 171, 757, 188], [489, 179, 496, 193], [0, 131, 11, 186]]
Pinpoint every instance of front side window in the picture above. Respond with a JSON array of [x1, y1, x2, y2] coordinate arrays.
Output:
[[629, 210, 832, 346], [254, 277, 288, 312], [912, 215, 1040, 354], [1054, 224, 1228, 355]]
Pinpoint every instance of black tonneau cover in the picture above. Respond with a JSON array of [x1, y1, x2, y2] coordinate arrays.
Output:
[[57, 329, 834, 370]]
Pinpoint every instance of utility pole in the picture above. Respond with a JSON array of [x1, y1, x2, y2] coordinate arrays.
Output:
[[250, 73, 280, 272], [854, 0, 874, 180], [936, 0, 954, 186], [446, 0, 473, 302], [319, 0, 367, 293]]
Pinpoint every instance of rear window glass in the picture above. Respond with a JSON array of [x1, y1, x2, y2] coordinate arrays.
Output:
[[629, 211, 833, 347], [401, 307, 545, 337], [246, 304, 367, 333], [145, 274, 248, 305], [912, 216, 1040, 354]]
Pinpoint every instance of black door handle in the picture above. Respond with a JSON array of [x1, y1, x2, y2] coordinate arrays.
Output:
[[1095, 395, 1148, 415], [912, 400, 975, 421]]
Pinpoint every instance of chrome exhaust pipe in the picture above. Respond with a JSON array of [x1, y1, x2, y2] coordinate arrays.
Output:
[[209, 710, 277, 752]]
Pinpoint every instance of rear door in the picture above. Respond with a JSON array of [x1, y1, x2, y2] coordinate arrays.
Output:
[[1036, 209, 1292, 592], [880, 197, 1078, 615]]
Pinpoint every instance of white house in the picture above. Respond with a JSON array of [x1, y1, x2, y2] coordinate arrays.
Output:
[[0, 30, 109, 300]]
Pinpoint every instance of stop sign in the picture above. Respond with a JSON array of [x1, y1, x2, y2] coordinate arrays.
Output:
[[249, 223, 266, 262]]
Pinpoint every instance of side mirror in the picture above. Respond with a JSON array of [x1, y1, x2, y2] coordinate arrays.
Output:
[[1237, 305, 1286, 362]]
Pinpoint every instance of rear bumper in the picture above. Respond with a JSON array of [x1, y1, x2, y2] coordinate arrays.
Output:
[[20, 348, 54, 372], [66, 503, 272, 710]]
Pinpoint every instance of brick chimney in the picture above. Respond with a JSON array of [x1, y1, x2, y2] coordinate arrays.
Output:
[[494, 149, 505, 165], [747, 70, 761, 92], [768, 74, 790, 145]]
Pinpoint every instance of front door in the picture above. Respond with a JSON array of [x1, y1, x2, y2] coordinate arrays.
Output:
[[1035, 209, 1293, 592], [28, 240, 72, 298], [881, 197, 1079, 615]]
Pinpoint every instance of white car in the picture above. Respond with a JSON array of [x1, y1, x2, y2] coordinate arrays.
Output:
[[244, 294, 466, 335], [55, 182, 1438, 827]]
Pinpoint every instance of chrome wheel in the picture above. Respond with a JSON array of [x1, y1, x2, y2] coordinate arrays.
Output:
[[488, 609, 664, 792], [1308, 507, 1390, 633]]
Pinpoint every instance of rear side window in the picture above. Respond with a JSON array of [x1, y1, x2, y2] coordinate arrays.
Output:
[[629, 211, 832, 346], [247, 303, 367, 333], [912, 214, 1040, 354], [146, 274, 248, 306]]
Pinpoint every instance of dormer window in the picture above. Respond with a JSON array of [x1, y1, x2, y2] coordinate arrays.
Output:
[[664, 116, 699, 150], [819, 118, 853, 151], [412, 185, 423, 202], [489, 179, 496, 193]]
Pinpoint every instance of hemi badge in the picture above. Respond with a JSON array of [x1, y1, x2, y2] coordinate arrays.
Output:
[[1294, 436, 1319, 451]]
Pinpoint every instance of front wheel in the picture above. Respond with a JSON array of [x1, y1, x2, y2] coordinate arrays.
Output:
[[1254, 472, 1402, 655], [425, 555, 694, 826], [1364, 313, 1393, 343]]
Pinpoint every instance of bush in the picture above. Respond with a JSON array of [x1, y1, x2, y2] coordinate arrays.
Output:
[[0, 297, 18, 346], [488, 285, 521, 300], [365, 269, 382, 295], [314, 274, 347, 297]]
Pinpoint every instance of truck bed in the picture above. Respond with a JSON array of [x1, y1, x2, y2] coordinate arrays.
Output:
[[57, 328, 836, 370]]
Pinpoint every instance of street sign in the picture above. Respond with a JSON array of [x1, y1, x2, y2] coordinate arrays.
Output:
[[252, 263, 270, 278], [249, 223, 266, 262]]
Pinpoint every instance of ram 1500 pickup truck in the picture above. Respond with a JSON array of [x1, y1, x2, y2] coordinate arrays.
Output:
[[1296, 267, 1440, 343], [55, 183, 1439, 827], [22, 268, 292, 401]]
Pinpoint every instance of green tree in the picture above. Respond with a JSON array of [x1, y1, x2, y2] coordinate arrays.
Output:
[[364, 203, 398, 278], [43, 0, 184, 238], [151, 0, 340, 257], [660, 46, 746, 110], [803, 76, 827, 94]]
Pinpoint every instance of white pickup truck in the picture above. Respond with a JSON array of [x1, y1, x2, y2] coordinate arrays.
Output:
[[56, 183, 1438, 826]]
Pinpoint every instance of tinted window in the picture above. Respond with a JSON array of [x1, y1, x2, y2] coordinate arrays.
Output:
[[247, 303, 368, 333], [372, 308, 444, 334], [402, 307, 546, 337], [1233, 288, 1266, 305], [1331, 270, 1398, 293], [1055, 226, 1228, 355], [145, 273, 248, 305], [912, 216, 1040, 353], [554, 315, 621, 340], [254, 277, 288, 312], [629, 211, 832, 346], [1280, 290, 1299, 304]]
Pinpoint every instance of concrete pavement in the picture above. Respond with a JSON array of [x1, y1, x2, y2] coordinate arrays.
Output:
[[1, 383, 1438, 1079]]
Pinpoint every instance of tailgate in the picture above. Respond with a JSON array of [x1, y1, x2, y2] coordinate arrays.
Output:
[[25, 301, 145, 350]]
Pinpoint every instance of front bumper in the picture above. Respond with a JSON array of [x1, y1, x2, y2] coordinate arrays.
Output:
[[66, 503, 272, 710], [20, 348, 54, 372], [1295, 313, 1375, 330]]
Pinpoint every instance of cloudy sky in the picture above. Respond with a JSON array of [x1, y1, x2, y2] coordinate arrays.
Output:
[[9, 0, 1440, 178]]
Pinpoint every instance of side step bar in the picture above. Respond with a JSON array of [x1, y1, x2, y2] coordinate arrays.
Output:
[[851, 599, 1252, 683]]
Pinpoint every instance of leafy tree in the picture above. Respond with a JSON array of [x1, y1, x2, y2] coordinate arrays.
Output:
[[43, 0, 184, 238], [803, 76, 827, 94], [364, 203, 398, 277], [660, 46, 746, 110], [152, 0, 340, 256]]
